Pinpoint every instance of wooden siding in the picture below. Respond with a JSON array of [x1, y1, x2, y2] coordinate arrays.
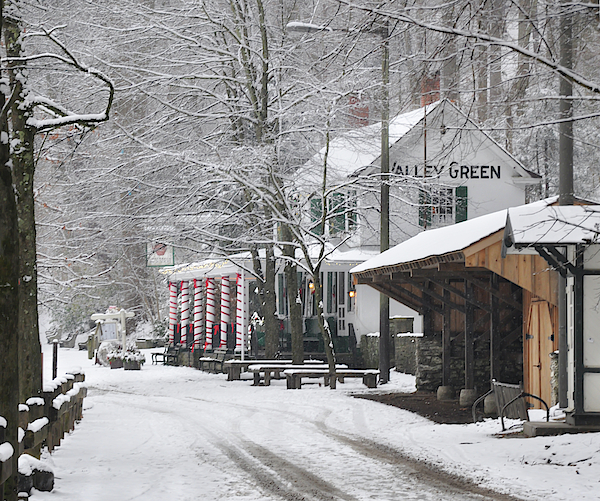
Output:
[[464, 236, 558, 305]]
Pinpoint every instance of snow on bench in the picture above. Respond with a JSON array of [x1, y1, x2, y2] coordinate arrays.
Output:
[[283, 368, 380, 389], [248, 362, 338, 386], [223, 359, 293, 381]]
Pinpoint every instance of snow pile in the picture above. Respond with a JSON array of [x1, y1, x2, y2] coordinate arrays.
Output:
[[27, 418, 49, 434], [19, 453, 54, 475], [26, 397, 45, 407], [0, 442, 13, 462]]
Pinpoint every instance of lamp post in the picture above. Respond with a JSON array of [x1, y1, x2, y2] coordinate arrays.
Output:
[[286, 20, 391, 383]]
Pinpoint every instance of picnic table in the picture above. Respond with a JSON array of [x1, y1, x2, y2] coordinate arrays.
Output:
[[223, 359, 293, 381], [248, 362, 341, 386]]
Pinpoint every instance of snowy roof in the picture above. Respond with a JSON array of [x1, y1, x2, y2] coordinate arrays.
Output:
[[296, 102, 439, 188], [504, 204, 600, 249], [296, 99, 538, 192], [351, 198, 557, 275], [167, 245, 380, 282]]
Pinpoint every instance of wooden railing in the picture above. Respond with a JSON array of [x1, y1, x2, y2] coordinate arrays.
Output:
[[0, 370, 87, 492]]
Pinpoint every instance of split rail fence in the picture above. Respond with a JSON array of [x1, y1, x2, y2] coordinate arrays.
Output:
[[0, 370, 87, 492]]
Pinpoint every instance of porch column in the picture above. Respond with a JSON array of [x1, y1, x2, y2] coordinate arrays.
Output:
[[193, 279, 204, 351], [235, 273, 244, 352], [180, 280, 189, 346], [220, 276, 230, 348], [205, 278, 215, 350], [168, 281, 178, 345]]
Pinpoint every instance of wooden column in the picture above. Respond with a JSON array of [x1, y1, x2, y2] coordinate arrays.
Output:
[[465, 281, 475, 389], [442, 285, 451, 386], [490, 274, 499, 385]]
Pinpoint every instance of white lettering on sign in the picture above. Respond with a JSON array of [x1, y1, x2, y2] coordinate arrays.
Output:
[[391, 161, 501, 179]]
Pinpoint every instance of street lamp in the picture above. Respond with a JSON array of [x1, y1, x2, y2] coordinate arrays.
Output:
[[286, 20, 391, 383]]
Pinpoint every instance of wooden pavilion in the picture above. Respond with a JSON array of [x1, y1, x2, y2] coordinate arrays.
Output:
[[351, 200, 560, 406]]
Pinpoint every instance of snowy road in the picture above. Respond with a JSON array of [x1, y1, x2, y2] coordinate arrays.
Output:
[[30, 348, 522, 501]]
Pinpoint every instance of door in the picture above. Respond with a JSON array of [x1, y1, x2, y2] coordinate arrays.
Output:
[[525, 298, 558, 408]]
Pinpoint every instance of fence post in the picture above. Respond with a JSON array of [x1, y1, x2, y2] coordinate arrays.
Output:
[[52, 340, 58, 380]]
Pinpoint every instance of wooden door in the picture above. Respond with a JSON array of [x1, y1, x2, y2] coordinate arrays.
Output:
[[524, 297, 558, 408]]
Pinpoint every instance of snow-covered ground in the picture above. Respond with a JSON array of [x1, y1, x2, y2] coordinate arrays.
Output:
[[29, 343, 600, 500]]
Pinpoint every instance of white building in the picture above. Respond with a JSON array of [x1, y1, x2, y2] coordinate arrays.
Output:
[[166, 100, 540, 355]]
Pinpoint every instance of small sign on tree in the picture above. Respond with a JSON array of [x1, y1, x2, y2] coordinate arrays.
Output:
[[146, 242, 175, 267]]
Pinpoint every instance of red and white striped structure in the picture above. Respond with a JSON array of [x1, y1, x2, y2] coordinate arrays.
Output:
[[168, 282, 178, 345], [180, 280, 189, 346], [219, 276, 230, 348], [205, 277, 216, 350], [193, 279, 203, 351], [235, 273, 244, 352]]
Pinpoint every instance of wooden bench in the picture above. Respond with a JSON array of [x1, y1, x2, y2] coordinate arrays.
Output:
[[223, 359, 292, 381], [199, 348, 229, 373], [284, 368, 379, 389], [151, 345, 180, 365], [248, 362, 330, 386], [471, 380, 550, 430], [249, 362, 342, 386]]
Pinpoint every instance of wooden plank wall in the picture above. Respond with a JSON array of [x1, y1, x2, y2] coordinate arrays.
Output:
[[465, 239, 558, 306]]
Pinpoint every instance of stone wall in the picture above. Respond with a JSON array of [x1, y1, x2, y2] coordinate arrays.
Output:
[[359, 335, 380, 369], [415, 335, 522, 394], [394, 335, 420, 374]]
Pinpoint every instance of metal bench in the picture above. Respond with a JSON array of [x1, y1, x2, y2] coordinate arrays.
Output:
[[198, 348, 229, 373], [284, 368, 378, 389], [151, 345, 180, 365], [471, 380, 550, 431]]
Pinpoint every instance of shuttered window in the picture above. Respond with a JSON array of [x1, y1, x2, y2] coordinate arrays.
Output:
[[455, 186, 468, 223]]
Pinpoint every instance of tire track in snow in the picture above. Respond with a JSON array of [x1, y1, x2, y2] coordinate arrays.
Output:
[[313, 420, 524, 501], [215, 438, 359, 501]]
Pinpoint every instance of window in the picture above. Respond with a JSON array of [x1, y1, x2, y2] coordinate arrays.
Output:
[[310, 198, 324, 236], [419, 186, 468, 228], [278, 273, 288, 315], [309, 191, 357, 236]]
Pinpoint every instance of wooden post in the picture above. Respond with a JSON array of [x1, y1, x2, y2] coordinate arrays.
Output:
[[490, 275, 499, 384], [442, 285, 451, 386], [52, 340, 58, 380], [464, 282, 475, 390]]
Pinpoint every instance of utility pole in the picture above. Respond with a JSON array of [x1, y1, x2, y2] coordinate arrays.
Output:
[[558, 0, 572, 408], [379, 21, 391, 384]]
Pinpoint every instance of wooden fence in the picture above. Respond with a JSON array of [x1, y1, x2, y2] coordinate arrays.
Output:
[[0, 370, 87, 492]]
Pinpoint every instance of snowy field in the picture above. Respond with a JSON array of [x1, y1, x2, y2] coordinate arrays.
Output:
[[29, 343, 600, 500]]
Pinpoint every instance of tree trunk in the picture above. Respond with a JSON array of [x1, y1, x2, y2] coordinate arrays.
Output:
[[281, 224, 303, 364], [0, 6, 21, 497], [312, 270, 336, 389], [263, 243, 279, 358], [4, 13, 42, 402]]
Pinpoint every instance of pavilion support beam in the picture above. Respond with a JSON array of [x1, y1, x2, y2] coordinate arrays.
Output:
[[490, 274, 499, 384], [453, 273, 522, 311], [391, 273, 466, 314], [442, 286, 452, 387], [465, 282, 475, 390], [414, 274, 492, 314], [368, 276, 444, 315]]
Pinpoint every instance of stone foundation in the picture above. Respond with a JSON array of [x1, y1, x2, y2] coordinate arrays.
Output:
[[415, 335, 522, 394]]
